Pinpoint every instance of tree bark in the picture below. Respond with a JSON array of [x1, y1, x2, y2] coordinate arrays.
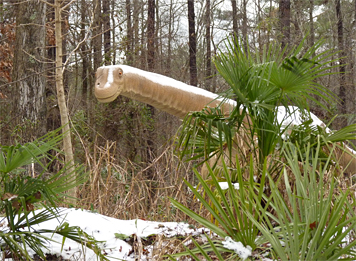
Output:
[[133, 0, 140, 64], [102, 0, 111, 65], [166, 0, 174, 75], [81, 0, 90, 100], [242, 0, 248, 51], [93, 0, 102, 70], [231, 0, 238, 39], [146, 0, 156, 171], [335, 0, 347, 128], [12, 0, 47, 139], [279, 0, 291, 49], [188, 0, 197, 86], [205, 0, 212, 91], [55, 0, 76, 205], [147, 0, 155, 70], [309, 0, 315, 48], [126, 0, 133, 65]]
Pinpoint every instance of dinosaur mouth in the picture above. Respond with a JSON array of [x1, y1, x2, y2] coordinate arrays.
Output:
[[95, 80, 121, 103], [95, 92, 120, 103]]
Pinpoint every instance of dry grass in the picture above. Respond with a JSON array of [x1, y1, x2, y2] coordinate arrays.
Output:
[[74, 139, 214, 260], [77, 139, 205, 224]]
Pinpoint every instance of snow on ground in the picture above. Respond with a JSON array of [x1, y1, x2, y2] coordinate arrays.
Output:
[[2, 99, 353, 260], [10, 208, 209, 261]]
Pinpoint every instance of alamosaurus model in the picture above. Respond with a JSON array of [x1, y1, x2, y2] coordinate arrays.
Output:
[[94, 65, 356, 175]]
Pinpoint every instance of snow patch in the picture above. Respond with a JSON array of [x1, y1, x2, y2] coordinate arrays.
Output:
[[222, 236, 252, 260], [218, 182, 240, 190], [3, 208, 210, 261]]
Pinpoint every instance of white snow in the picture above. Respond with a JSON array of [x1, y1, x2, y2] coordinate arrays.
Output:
[[3, 208, 209, 261], [218, 182, 240, 190], [222, 236, 252, 260]]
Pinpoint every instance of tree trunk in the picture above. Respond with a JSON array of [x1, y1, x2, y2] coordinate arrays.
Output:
[[279, 0, 291, 49], [147, 0, 155, 70], [102, 0, 111, 65], [309, 0, 315, 48], [205, 0, 212, 91], [81, 0, 90, 100], [188, 0, 197, 86], [133, 0, 140, 64], [12, 0, 47, 140], [231, 0, 238, 39], [146, 0, 156, 180], [166, 0, 174, 75], [335, 0, 347, 128], [140, 3, 146, 68], [242, 0, 248, 51], [126, 0, 133, 65], [93, 0, 102, 70], [55, 0, 76, 205]]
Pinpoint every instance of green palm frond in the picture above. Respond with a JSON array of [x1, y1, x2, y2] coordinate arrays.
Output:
[[178, 36, 342, 174], [174, 36, 356, 260], [0, 128, 103, 260], [0, 128, 64, 174]]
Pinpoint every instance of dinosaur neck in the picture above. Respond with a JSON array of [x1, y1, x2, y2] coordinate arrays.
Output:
[[120, 66, 235, 119]]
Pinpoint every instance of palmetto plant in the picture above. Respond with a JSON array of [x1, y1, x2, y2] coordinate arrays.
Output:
[[171, 140, 356, 260], [177, 37, 355, 177], [245, 140, 356, 260], [170, 157, 267, 260], [0, 129, 108, 260], [172, 37, 356, 259]]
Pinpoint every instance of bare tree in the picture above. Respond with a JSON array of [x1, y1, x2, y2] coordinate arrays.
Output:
[[126, 0, 133, 65], [147, 0, 155, 70], [166, 0, 175, 75], [54, 0, 76, 204], [102, 0, 111, 64], [93, 0, 102, 70], [242, 0, 248, 51], [188, 0, 197, 86], [309, 0, 315, 48], [12, 0, 47, 140], [81, 0, 90, 100], [335, 0, 347, 128], [205, 0, 212, 91], [279, 0, 291, 49], [231, 0, 238, 38]]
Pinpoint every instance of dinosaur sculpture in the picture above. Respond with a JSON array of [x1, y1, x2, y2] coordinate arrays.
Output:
[[94, 65, 235, 118], [95, 65, 356, 175]]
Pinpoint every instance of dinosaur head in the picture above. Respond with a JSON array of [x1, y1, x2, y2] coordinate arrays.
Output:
[[95, 66, 124, 103]]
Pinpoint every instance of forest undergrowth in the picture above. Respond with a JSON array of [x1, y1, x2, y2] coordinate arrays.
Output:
[[76, 138, 208, 225], [75, 135, 356, 224]]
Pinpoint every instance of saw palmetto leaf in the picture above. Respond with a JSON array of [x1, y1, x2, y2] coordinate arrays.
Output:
[[0, 128, 104, 260], [178, 37, 341, 177]]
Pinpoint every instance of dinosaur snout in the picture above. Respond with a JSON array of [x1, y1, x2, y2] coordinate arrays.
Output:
[[94, 66, 123, 103]]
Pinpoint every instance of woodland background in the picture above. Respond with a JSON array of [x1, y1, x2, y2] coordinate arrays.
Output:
[[0, 0, 355, 220]]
